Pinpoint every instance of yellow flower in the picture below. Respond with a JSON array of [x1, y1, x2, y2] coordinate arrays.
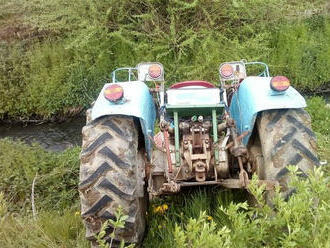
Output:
[[207, 216, 213, 221], [162, 204, 168, 211], [75, 211, 80, 216], [153, 206, 160, 214], [153, 204, 169, 214]]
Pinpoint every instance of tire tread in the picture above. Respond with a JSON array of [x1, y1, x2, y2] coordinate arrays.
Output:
[[79, 116, 146, 246], [257, 109, 318, 185]]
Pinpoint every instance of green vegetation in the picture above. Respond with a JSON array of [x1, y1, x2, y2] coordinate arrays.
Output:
[[306, 97, 330, 166], [145, 169, 330, 248], [0, 141, 88, 247], [0, 0, 329, 120], [0, 0, 329, 246], [0, 140, 80, 212], [0, 207, 88, 248], [96, 207, 134, 248], [306, 97, 330, 136], [0, 98, 328, 247]]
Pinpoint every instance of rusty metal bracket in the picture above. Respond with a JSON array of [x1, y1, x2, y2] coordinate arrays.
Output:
[[151, 178, 278, 196], [225, 131, 249, 150], [148, 134, 166, 153], [173, 111, 181, 166], [229, 124, 249, 187], [160, 181, 181, 194], [163, 130, 173, 173]]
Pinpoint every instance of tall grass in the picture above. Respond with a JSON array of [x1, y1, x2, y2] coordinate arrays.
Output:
[[0, 140, 80, 213], [0, 208, 88, 248], [143, 189, 248, 247]]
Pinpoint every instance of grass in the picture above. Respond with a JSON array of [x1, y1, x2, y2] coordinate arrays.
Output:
[[0, 209, 88, 248], [0, 140, 80, 213]]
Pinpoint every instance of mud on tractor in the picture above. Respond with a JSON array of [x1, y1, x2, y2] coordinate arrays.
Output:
[[79, 61, 319, 246]]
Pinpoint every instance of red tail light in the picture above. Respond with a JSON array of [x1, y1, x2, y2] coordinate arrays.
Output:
[[148, 64, 162, 79], [270, 76, 290, 92], [220, 64, 234, 78], [104, 84, 124, 102]]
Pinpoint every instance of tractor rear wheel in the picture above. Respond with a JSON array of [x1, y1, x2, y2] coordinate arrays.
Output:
[[79, 116, 146, 247], [256, 109, 319, 200]]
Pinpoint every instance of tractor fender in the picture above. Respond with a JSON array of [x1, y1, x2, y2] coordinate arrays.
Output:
[[229, 76, 306, 145], [91, 81, 156, 159]]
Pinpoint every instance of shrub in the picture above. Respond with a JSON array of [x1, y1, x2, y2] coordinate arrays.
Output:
[[0, 0, 329, 119]]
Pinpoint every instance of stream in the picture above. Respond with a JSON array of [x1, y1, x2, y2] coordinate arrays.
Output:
[[0, 117, 85, 152], [0, 93, 328, 152]]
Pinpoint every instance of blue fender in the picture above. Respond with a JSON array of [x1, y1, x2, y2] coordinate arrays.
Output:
[[91, 81, 156, 159], [229, 76, 306, 145]]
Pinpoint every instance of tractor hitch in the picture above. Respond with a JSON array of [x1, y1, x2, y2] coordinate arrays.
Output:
[[151, 178, 278, 197]]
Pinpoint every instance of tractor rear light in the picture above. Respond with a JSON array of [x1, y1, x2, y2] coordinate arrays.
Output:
[[270, 76, 290, 92], [148, 64, 162, 79], [104, 84, 124, 102], [220, 64, 234, 78]]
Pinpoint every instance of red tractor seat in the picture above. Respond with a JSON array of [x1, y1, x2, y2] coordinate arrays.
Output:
[[170, 80, 215, 89]]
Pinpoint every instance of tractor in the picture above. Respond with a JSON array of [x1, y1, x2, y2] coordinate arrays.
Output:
[[79, 61, 319, 246]]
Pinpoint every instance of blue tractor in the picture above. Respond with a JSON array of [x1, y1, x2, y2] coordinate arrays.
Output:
[[79, 61, 319, 246]]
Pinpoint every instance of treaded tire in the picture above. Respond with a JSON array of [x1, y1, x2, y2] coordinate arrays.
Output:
[[257, 109, 319, 199], [79, 116, 146, 247]]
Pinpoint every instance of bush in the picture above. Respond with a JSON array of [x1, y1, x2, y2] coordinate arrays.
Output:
[[270, 17, 330, 91], [0, 0, 329, 119]]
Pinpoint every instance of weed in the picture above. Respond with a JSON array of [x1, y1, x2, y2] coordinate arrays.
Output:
[[96, 206, 134, 248], [174, 211, 232, 248]]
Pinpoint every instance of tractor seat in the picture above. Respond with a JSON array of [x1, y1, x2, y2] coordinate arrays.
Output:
[[170, 80, 215, 89]]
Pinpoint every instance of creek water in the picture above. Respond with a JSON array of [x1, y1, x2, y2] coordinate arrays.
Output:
[[0, 93, 328, 152], [0, 117, 85, 152]]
